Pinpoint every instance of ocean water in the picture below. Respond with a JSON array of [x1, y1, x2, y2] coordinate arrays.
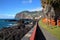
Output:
[[0, 19, 17, 29]]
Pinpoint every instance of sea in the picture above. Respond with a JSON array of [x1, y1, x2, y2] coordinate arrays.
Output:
[[0, 19, 17, 29]]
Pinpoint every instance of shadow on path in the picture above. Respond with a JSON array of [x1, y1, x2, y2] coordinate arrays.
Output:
[[34, 22, 46, 40]]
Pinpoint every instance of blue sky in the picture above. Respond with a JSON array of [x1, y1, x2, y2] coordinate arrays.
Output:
[[0, 0, 42, 19]]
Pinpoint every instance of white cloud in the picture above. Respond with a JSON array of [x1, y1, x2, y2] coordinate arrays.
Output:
[[0, 14, 15, 19], [22, 0, 32, 4], [29, 0, 32, 3], [28, 7, 43, 11]]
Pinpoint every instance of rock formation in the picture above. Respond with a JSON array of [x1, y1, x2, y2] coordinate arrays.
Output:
[[41, 0, 60, 25], [0, 19, 34, 40], [15, 11, 42, 19]]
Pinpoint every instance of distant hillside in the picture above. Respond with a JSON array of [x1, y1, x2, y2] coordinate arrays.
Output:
[[15, 11, 43, 19]]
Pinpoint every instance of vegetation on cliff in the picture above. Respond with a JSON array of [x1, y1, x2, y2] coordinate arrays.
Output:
[[41, 0, 60, 26], [15, 11, 42, 19]]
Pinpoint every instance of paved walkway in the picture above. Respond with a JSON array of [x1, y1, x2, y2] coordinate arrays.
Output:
[[21, 23, 57, 40], [39, 25, 57, 40]]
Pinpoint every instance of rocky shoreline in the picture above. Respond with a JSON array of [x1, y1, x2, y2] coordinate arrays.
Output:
[[0, 19, 35, 40]]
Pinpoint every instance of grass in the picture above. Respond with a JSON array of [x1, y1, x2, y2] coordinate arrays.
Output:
[[39, 19, 60, 40]]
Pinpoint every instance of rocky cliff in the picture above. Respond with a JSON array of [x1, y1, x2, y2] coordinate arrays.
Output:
[[15, 11, 42, 19], [41, 0, 60, 25]]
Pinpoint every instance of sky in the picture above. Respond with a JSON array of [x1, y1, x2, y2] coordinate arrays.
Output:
[[0, 0, 42, 19]]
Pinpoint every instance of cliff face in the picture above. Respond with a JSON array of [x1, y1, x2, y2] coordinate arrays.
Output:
[[41, 0, 60, 16], [15, 11, 42, 19], [41, 0, 60, 25]]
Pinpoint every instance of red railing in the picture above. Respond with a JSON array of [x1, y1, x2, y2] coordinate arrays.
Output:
[[30, 25, 36, 40], [30, 22, 46, 40]]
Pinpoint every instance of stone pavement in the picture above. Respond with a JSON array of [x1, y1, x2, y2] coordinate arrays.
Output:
[[21, 23, 58, 40], [39, 25, 57, 40]]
